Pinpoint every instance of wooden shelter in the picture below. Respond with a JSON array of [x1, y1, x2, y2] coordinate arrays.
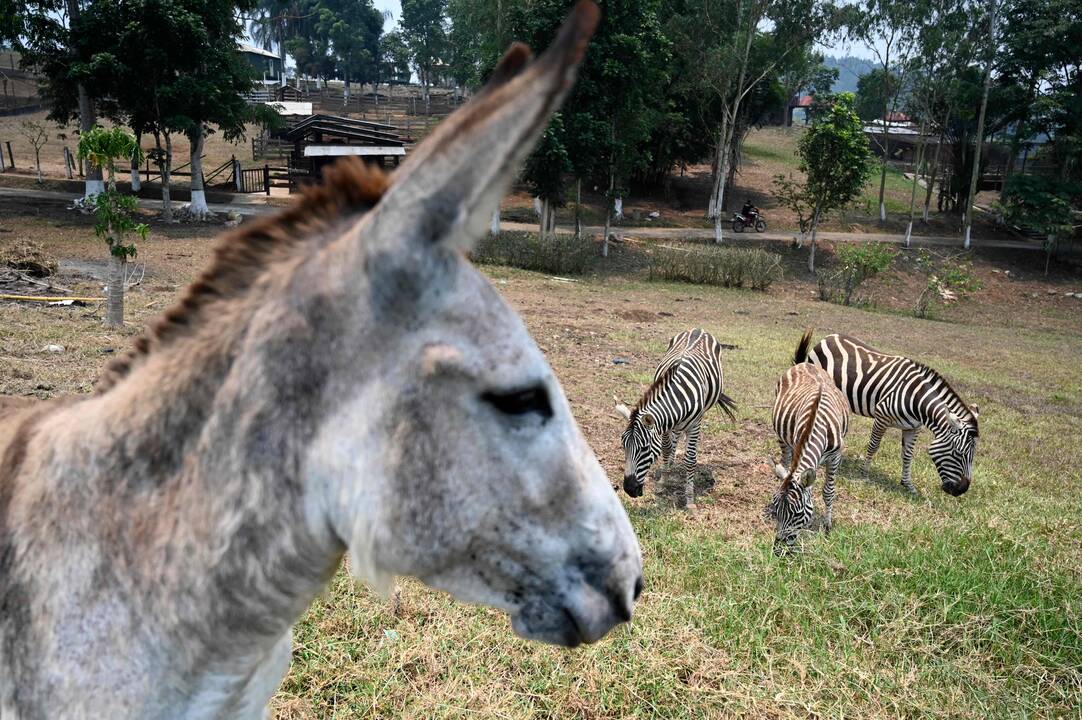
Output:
[[277, 114, 407, 183]]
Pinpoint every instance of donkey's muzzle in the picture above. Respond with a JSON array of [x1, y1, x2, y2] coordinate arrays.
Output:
[[623, 475, 645, 497], [942, 477, 970, 496]]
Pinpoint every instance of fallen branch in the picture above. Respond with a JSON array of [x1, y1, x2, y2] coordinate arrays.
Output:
[[15, 271, 74, 294], [0, 293, 103, 302]]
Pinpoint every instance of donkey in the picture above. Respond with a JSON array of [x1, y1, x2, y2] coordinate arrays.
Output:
[[0, 5, 642, 718]]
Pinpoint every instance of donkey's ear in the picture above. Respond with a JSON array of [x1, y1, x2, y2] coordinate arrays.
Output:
[[366, 1, 599, 255]]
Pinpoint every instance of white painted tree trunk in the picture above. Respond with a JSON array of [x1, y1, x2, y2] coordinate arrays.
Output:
[[614, 196, 623, 220], [186, 127, 209, 219], [161, 132, 174, 222], [533, 196, 543, 216], [490, 207, 500, 236], [807, 207, 822, 273], [106, 252, 125, 328], [574, 179, 582, 241], [131, 158, 141, 193]]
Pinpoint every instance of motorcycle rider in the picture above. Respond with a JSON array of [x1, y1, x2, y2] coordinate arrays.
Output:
[[741, 199, 758, 221]]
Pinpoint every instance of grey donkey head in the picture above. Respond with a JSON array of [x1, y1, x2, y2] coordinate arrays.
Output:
[[299, 2, 642, 647]]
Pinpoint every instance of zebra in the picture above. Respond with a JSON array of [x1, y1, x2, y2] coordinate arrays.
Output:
[[614, 328, 736, 509], [795, 331, 979, 496], [764, 362, 850, 553]]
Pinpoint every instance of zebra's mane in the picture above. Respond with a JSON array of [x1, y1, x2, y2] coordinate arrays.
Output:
[[633, 363, 683, 414], [908, 360, 979, 436], [787, 381, 823, 484]]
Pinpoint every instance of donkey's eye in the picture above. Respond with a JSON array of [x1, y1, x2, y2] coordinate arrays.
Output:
[[482, 386, 552, 419]]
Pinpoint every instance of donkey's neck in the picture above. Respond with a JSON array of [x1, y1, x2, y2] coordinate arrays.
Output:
[[55, 291, 348, 670]]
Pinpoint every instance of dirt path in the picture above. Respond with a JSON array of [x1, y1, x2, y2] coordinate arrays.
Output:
[[0, 185, 1040, 251]]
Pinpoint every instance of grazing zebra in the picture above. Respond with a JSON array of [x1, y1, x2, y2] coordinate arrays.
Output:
[[615, 328, 737, 509], [796, 331, 979, 496], [765, 363, 850, 553]]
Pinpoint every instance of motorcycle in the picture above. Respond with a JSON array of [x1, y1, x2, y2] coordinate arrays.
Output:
[[731, 209, 767, 233]]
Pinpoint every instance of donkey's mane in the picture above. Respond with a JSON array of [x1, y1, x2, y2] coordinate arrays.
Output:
[[787, 380, 823, 483], [94, 158, 390, 394]]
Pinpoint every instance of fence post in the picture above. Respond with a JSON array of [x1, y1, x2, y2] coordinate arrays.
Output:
[[0, 145, 5, 172], [63, 147, 73, 179], [5, 141, 13, 169], [264, 164, 270, 196]]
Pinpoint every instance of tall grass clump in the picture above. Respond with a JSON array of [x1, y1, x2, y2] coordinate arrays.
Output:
[[648, 245, 781, 290], [818, 241, 895, 305], [471, 231, 594, 275]]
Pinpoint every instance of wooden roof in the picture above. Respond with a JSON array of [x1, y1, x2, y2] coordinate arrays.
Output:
[[282, 114, 405, 147]]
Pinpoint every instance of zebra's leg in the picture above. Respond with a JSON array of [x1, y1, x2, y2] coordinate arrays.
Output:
[[823, 451, 840, 534], [660, 433, 675, 468], [900, 428, 920, 494], [682, 422, 701, 510], [864, 418, 890, 476]]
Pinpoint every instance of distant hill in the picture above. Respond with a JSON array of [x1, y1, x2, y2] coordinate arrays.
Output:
[[822, 55, 876, 95]]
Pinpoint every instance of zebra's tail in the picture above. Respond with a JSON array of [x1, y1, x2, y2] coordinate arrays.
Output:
[[717, 392, 738, 423], [793, 329, 814, 365]]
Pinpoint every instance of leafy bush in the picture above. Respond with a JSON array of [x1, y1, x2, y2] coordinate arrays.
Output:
[[647, 245, 781, 290], [914, 250, 982, 319], [818, 242, 895, 305], [470, 231, 595, 275]]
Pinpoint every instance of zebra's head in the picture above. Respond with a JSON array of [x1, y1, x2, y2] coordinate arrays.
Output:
[[765, 463, 815, 554], [614, 400, 662, 497], [930, 406, 979, 496]]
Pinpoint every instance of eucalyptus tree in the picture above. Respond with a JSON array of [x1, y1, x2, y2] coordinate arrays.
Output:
[[314, 0, 384, 104], [400, 0, 449, 107], [675, 0, 837, 243], [847, 0, 927, 224]]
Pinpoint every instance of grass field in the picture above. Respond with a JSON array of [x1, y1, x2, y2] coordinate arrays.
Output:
[[1, 206, 1080, 718]]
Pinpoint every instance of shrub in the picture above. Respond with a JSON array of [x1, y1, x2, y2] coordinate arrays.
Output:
[[470, 231, 594, 276], [818, 242, 895, 305], [647, 245, 781, 290], [914, 250, 982, 319]]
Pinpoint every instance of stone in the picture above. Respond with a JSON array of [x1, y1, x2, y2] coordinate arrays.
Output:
[[44, 344, 64, 354]]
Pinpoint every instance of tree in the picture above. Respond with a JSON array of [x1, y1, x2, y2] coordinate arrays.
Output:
[[788, 93, 874, 272], [853, 67, 898, 121], [4, 0, 106, 198], [18, 119, 48, 183], [523, 114, 571, 241], [847, 0, 926, 223], [400, 0, 448, 107], [673, 0, 837, 242], [378, 30, 412, 86], [248, 0, 295, 87], [995, 175, 1077, 274], [961, 0, 997, 249], [315, 0, 384, 105], [77, 126, 147, 328]]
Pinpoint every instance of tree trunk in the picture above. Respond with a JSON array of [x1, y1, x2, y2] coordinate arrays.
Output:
[[807, 207, 821, 273], [34, 151, 41, 183], [905, 124, 928, 247], [539, 197, 547, 241], [923, 128, 946, 222], [187, 126, 209, 218], [963, 0, 997, 250], [574, 178, 582, 241], [131, 130, 141, 192], [162, 132, 174, 222], [490, 207, 500, 236], [77, 85, 104, 198], [602, 159, 615, 258], [106, 252, 125, 328]]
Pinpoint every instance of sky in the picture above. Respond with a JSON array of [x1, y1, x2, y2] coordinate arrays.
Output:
[[375, 0, 402, 28]]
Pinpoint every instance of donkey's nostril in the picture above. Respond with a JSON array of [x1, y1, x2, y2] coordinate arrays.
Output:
[[633, 575, 644, 601]]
